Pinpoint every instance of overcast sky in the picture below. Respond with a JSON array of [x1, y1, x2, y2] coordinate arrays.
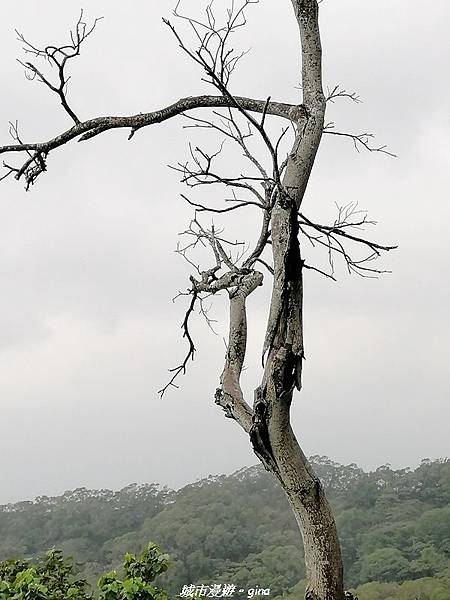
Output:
[[0, 0, 448, 505]]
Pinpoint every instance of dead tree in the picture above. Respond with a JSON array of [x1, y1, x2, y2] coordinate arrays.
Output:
[[0, 2, 396, 599]]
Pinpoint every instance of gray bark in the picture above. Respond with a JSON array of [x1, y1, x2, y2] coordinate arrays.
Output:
[[218, 2, 345, 598]]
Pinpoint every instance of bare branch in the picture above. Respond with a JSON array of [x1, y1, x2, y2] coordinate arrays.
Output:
[[243, 210, 271, 269], [181, 193, 262, 214], [171, 142, 267, 205], [323, 123, 396, 157], [0, 95, 296, 188], [172, 0, 259, 87], [164, 4, 305, 190], [16, 11, 103, 125], [215, 269, 263, 431], [299, 208, 397, 254], [198, 295, 219, 333], [302, 262, 336, 280], [159, 290, 198, 397], [299, 204, 397, 277], [184, 109, 270, 181], [326, 84, 362, 104], [254, 258, 274, 275]]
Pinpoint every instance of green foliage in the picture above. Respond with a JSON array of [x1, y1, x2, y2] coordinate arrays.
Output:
[[416, 506, 450, 551], [353, 574, 450, 600], [0, 550, 90, 600], [0, 544, 169, 600], [359, 547, 412, 583], [97, 543, 169, 600], [0, 458, 449, 599]]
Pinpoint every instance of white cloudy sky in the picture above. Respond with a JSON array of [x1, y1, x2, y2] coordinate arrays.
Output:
[[0, 0, 449, 504]]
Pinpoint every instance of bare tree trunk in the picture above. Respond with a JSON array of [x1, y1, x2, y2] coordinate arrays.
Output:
[[216, 1, 345, 597], [250, 2, 345, 598], [250, 200, 345, 600], [268, 429, 344, 600]]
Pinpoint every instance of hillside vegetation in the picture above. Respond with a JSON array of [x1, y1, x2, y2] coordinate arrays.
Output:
[[1, 457, 449, 599]]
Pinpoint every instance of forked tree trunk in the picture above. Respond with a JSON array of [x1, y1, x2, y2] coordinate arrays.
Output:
[[220, 2, 345, 598], [256, 3, 344, 597]]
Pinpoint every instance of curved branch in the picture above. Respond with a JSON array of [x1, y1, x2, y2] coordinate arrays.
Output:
[[0, 95, 300, 188], [216, 271, 263, 432], [1, 96, 297, 156]]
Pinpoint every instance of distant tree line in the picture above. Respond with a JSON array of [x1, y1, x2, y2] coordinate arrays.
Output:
[[0, 457, 449, 600]]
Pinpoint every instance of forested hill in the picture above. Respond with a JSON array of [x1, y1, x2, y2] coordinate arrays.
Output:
[[1, 457, 449, 599]]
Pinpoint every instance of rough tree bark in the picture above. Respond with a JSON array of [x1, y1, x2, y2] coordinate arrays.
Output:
[[215, 4, 344, 598], [0, 2, 396, 599]]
